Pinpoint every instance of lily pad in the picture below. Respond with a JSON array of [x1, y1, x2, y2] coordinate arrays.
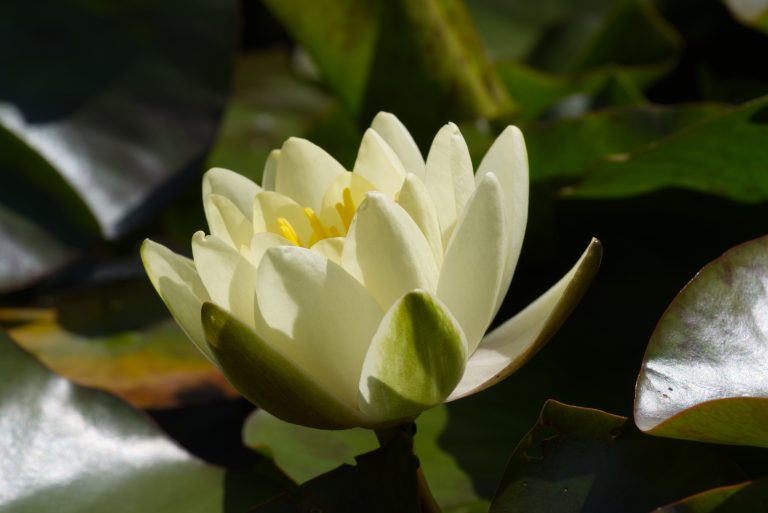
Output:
[[491, 400, 745, 513], [570, 96, 768, 202], [0, 279, 236, 409], [0, 332, 285, 513], [635, 234, 768, 447], [655, 478, 768, 512]]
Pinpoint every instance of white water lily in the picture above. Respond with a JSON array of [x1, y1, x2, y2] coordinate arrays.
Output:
[[142, 112, 601, 429]]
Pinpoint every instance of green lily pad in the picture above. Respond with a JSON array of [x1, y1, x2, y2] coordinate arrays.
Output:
[[655, 479, 768, 512], [1, 279, 236, 409], [570, 96, 768, 202], [635, 234, 768, 447], [244, 405, 487, 510], [490, 400, 745, 513], [0, 332, 286, 513]]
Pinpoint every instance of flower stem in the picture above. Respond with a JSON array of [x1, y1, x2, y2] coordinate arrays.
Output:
[[374, 423, 442, 513]]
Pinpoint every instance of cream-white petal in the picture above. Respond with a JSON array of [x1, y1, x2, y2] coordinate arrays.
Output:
[[192, 232, 258, 325], [276, 137, 346, 212], [437, 173, 509, 353], [353, 128, 407, 197], [447, 239, 602, 401], [140, 239, 213, 361], [249, 231, 292, 268], [204, 193, 253, 251], [424, 122, 474, 243], [310, 237, 345, 265], [397, 173, 443, 267], [203, 168, 261, 221], [255, 246, 383, 407], [476, 125, 529, 312], [253, 191, 312, 247], [341, 192, 439, 310], [370, 112, 425, 178], [262, 149, 280, 191]]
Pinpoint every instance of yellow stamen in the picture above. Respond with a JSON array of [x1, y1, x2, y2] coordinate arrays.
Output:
[[335, 187, 356, 230], [304, 207, 330, 246], [277, 217, 301, 246]]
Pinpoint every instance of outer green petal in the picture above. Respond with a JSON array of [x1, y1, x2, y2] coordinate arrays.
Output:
[[358, 290, 467, 423], [353, 128, 407, 197], [140, 239, 213, 361], [447, 239, 602, 401], [341, 192, 439, 310], [202, 167, 261, 220], [202, 302, 370, 429], [437, 173, 509, 353], [276, 137, 345, 212], [370, 111, 425, 178], [476, 125, 529, 313]]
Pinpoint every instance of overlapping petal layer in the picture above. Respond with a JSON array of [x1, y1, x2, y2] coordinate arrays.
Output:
[[141, 112, 600, 429]]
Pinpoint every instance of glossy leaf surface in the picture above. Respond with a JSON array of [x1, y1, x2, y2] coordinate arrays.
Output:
[[0, 332, 284, 512], [635, 235, 768, 447], [491, 401, 744, 513]]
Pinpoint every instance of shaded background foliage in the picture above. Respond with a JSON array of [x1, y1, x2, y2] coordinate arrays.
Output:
[[2, 0, 768, 511]]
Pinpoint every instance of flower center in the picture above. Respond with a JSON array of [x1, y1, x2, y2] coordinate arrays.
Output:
[[275, 187, 359, 248]]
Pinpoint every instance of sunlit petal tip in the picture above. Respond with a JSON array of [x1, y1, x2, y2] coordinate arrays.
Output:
[[370, 111, 425, 178], [354, 129, 407, 196], [277, 137, 346, 212], [447, 238, 602, 401], [262, 149, 280, 191], [202, 167, 261, 220]]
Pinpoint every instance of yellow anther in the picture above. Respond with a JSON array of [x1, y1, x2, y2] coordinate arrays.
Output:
[[277, 217, 301, 246], [303, 207, 330, 246], [335, 187, 356, 230]]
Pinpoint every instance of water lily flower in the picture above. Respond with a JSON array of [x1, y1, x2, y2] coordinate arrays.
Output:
[[141, 112, 601, 429]]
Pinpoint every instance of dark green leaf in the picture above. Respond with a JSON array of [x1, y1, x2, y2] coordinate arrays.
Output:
[[525, 103, 722, 181], [655, 479, 768, 512], [491, 400, 744, 513], [635, 235, 768, 447], [251, 428, 420, 513], [570, 97, 768, 201], [0, 331, 285, 512], [243, 406, 487, 510], [0, 0, 237, 239]]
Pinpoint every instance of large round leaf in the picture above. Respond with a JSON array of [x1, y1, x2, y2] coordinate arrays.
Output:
[[491, 400, 745, 513], [635, 235, 768, 447], [0, 332, 285, 512]]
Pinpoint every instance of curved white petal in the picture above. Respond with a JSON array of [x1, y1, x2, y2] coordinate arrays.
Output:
[[341, 192, 439, 310], [310, 237, 345, 265], [140, 239, 213, 361], [447, 239, 602, 401], [424, 123, 474, 243], [437, 173, 509, 353], [276, 137, 346, 212], [249, 231, 292, 268], [370, 112, 425, 178], [253, 191, 312, 246], [203, 168, 261, 221], [192, 232, 257, 325], [204, 193, 253, 252], [476, 125, 529, 312], [255, 246, 383, 408], [262, 149, 280, 191], [397, 173, 443, 267], [358, 290, 467, 422], [353, 128, 407, 197]]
